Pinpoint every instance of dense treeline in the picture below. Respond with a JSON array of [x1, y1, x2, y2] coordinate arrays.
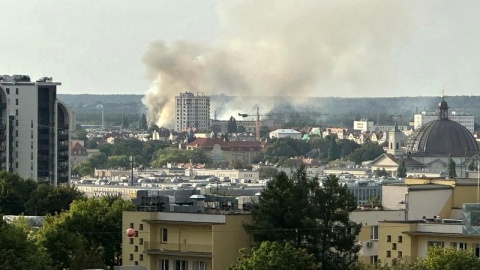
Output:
[[260, 136, 385, 165], [62, 94, 480, 130]]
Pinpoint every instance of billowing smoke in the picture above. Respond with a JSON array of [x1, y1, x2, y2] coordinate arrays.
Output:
[[142, 0, 412, 127]]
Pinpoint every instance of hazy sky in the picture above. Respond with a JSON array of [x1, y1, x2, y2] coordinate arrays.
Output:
[[2, 0, 480, 97]]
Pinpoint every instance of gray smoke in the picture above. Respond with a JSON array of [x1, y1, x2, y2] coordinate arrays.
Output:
[[142, 0, 412, 127]]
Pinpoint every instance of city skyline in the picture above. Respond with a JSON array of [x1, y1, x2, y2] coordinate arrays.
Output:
[[2, 1, 480, 97]]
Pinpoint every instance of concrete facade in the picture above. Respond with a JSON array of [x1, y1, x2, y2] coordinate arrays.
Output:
[[175, 92, 210, 132], [122, 211, 252, 270], [0, 75, 70, 184]]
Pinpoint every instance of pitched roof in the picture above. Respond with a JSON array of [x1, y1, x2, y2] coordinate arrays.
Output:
[[71, 142, 86, 150]]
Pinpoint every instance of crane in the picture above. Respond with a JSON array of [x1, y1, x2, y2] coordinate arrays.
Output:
[[238, 107, 264, 141]]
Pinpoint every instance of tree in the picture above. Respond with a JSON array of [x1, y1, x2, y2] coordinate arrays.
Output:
[[309, 174, 361, 269], [227, 116, 238, 134], [139, 113, 148, 130], [349, 142, 385, 164], [417, 246, 480, 270], [447, 155, 457, 178], [258, 167, 279, 179], [468, 160, 477, 171], [0, 219, 52, 269], [0, 171, 37, 215], [397, 159, 407, 178], [26, 184, 85, 216], [121, 115, 129, 129], [374, 168, 388, 177], [37, 196, 135, 268], [244, 167, 361, 269], [229, 241, 319, 270]]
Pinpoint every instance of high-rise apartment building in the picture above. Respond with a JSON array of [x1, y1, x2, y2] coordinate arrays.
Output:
[[0, 75, 70, 184], [175, 92, 210, 132]]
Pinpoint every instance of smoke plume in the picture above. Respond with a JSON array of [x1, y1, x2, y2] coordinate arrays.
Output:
[[142, 0, 412, 127]]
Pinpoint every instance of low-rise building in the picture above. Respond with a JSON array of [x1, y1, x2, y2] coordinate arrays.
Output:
[[122, 211, 252, 270], [269, 128, 302, 139]]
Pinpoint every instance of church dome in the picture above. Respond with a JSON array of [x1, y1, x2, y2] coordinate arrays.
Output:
[[409, 96, 479, 156], [410, 119, 479, 156]]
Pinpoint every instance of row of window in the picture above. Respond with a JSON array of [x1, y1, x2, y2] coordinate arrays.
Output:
[[159, 259, 206, 270], [4, 88, 19, 95]]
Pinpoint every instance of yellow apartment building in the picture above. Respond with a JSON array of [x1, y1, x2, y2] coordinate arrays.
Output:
[[378, 203, 480, 265], [122, 211, 253, 270]]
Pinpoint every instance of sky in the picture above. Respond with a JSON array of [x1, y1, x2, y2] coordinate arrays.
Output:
[[2, 0, 480, 97]]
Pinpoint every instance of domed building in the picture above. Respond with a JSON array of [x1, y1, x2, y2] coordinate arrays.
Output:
[[371, 96, 480, 178]]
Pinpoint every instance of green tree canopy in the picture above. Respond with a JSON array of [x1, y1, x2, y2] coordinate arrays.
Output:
[[447, 156, 457, 178], [26, 184, 85, 216], [36, 196, 135, 269], [229, 241, 319, 270], [349, 142, 385, 165], [0, 171, 37, 215], [397, 159, 407, 178], [0, 219, 52, 269], [244, 167, 361, 269], [417, 246, 480, 270]]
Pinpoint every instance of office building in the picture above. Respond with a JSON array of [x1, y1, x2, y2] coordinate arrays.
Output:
[[175, 92, 210, 132], [0, 75, 70, 184]]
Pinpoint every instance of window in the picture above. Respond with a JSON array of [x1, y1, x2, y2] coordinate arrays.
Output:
[[15, 152, 18, 158], [386, 250, 391, 257], [398, 236, 402, 243], [427, 241, 444, 248], [475, 244, 480, 258], [160, 259, 169, 270], [370, 255, 378, 265], [392, 243, 397, 250], [129, 254, 133, 260], [15, 130, 18, 137], [193, 261, 206, 270], [15, 99, 18, 105], [175, 260, 188, 270], [135, 230, 138, 237], [134, 245, 138, 252], [451, 242, 467, 250], [15, 109, 18, 116], [387, 235, 391, 242], [398, 251, 403, 258], [31, 120, 33, 128], [134, 261, 138, 265], [129, 223, 134, 229], [139, 223, 144, 230], [15, 141, 18, 147], [6, 88, 9, 94], [139, 238, 143, 245], [162, 228, 168, 242], [129, 238, 134, 244], [15, 88, 18, 95], [15, 162, 18, 169], [139, 254, 143, 261], [15, 120, 18, 126], [371, 225, 378, 240]]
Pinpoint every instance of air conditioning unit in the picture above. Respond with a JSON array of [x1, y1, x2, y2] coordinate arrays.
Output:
[[366, 241, 374, 248]]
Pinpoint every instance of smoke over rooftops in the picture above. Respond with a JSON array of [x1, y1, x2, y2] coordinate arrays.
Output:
[[142, 0, 412, 127]]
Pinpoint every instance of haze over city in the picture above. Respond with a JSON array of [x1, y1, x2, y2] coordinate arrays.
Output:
[[2, 0, 480, 99]]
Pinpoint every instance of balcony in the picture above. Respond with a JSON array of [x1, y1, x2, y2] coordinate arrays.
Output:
[[143, 241, 212, 257], [57, 144, 68, 151], [58, 133, 68, 141]]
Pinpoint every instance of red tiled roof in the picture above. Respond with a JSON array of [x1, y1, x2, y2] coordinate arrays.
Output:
[[71, 142, 85, 150]]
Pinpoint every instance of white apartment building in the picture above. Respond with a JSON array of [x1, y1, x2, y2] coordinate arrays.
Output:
[[414, 111, 474, 132], [354, 119, 375, 132], [0, 75, 71, 184], [175, 92, 210, 132]]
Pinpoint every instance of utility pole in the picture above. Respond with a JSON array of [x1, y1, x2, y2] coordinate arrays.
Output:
[[256, 107, 260, 141], [130, 156, 135, 186]]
